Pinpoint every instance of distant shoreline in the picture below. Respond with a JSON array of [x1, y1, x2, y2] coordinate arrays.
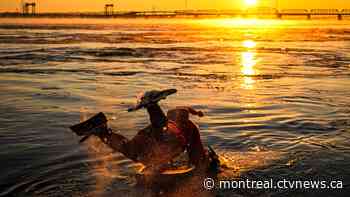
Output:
[[0, 11, 349, 20], [0, 12, 147, 19]]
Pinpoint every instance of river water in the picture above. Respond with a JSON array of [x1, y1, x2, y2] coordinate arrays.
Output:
[[0, 18, 349, 196]]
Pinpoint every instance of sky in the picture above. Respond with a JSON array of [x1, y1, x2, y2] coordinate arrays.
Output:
[[0, 0, 350, 12]]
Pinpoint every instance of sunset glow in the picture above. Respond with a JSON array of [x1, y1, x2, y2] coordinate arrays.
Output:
[[242, 40, 257, 49], [241, 52, 257, 76], [1, 0, 350, 12], [244, 0, 258, 7], [0, 0, 350, 196]]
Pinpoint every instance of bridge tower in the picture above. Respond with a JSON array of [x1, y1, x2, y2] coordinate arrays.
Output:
[[22, 1, 36, 15], [105, 4, 114, 16], [337, 14, 342, 20], [307, 14, 311, 20]]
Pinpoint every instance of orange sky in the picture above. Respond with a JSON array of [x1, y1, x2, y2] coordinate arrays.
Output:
[[0, 0, 350, 12]]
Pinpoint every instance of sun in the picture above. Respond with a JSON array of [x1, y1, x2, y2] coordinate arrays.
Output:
[[245, 0, 258, 6]]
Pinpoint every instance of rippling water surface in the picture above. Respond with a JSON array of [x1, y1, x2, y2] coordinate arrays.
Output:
[[0, 18, 350, 197]]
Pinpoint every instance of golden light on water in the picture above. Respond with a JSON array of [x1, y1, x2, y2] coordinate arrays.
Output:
[[241, 52, 256, 89], [242, 40, 257, 49], [241, 52, 256, 75], [244, 0, 258, 7], [196, 18, 297, 30], [241, 40, 258, 89]]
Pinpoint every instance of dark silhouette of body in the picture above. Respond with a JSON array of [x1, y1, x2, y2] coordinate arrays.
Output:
[[71, 89, 217, 172]]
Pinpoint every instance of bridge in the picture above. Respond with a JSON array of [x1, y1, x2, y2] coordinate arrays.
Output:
[[2, 8, 350, 20], [277, 9, 350, 20], [127, 9, 350, 20]]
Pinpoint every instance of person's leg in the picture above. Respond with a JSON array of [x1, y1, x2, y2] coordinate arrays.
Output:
[[98, 125, 165, 165], [95, 104, 172, 165], [98, 126, 151, 162]]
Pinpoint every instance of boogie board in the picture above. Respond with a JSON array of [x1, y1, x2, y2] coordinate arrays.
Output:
[[137, 165, 196, 176], [135, 151, 196, 185], [135, 164, 196, 186]]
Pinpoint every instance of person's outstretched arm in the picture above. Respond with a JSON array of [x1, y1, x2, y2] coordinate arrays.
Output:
[[146, 103, 168, 130]]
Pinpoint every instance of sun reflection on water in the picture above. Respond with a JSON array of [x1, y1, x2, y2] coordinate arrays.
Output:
[[241, 40, 258, 89], [242, 40, 257, 49], [197, 18, 296, 29]]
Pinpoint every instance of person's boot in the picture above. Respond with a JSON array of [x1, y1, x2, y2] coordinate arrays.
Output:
[[70, 112, 111, 143], [127, 89, 177, 112]]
